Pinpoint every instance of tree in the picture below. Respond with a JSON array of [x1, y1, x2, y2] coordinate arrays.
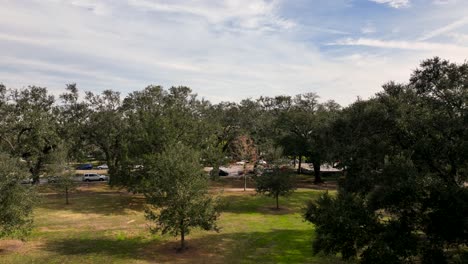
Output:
[[116, 85, 222, 190], [142, 144, 219, 251], [49, 172, 78, 205], [83, 90, 127, 186], [0, 86, 61, 184], [56, 84, 90, 162], [254, 153, 295, 209], [45, 145, 78, 205], [276, 93, 340, 183], [305, 58, 468, 263], [0, 153, 36, 239], [229, 135, 257, 191]]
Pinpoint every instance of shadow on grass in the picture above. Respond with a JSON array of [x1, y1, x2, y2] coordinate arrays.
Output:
[[40, 229, 345, 264], [220, 190, 324, 215], [41, 237, 152, 260], [38, 190, 145, 216]]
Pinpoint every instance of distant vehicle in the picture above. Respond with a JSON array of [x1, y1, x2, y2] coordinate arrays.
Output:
[[257, 160, 267, 165], [21, 178, 33, 184], [82, 173, 108, 182], [76, 164, 93, 170], [47, 176, 59, 183], [236, 160, 249, 165], [97, 164, 108, 170], [134, 165, 144, 169]]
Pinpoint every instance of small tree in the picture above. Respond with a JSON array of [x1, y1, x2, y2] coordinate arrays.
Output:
[[49, 172, 77, 205], [229, 135, 257, 191], [254, 165, 295, 210], [0, 153, 36, 239], [142, 144, 219, 251], [46, 146, 78, 205]]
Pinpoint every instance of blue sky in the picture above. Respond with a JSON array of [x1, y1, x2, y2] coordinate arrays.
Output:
[[1, 0, 467, 105]]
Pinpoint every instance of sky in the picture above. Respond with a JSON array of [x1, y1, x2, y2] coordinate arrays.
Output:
[[1, 0, 467, 105]]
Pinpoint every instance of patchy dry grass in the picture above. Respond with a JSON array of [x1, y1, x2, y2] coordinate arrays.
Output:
[[0, 182, 342, 263]]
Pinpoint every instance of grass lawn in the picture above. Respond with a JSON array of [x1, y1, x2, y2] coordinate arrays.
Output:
[[0, 182, 344, 264]]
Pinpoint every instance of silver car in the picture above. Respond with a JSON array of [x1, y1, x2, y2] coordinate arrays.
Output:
[[82, 173, 108, 182]]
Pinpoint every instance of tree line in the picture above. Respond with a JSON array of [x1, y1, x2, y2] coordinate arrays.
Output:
[[0, 57, 467, 262]]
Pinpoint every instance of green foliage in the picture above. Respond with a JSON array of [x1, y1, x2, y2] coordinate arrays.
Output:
[[0, 153, 36, 239], [255, 165, 295, 209], [273, 93, 340, 182], [142, 143, 220, 250], [0, 86, 61, 183], [304, 192, 378, 261], [306, 57, 468, 263]]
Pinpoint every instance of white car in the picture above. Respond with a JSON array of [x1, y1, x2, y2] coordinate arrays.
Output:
[[236, 160, 249, 165], [21, 178, 33, 184], [97, 164, 109, 170], [83, 173, 108, 182]]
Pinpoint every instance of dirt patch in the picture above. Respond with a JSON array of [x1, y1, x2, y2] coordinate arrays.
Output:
[[0, 240, 41, 255], [0, 240, 24, 255]]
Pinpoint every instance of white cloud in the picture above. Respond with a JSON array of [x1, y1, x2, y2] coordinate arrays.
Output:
[[432, 0, 459, 5], [369, 0, 410, 8], [418, 16, 468, 41], [127, 0, 295, 31], [70, 0, 111, 15], [331, 37, 468, 54], [449, 32, 468, 44], [0, 0, 467, 106]]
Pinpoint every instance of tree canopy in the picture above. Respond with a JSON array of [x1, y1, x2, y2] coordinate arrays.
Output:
[[142, 143, 220, 251], [305, 57, 468, 263]]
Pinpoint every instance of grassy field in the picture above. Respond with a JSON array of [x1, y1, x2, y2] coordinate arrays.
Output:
[[0, 181, 344, 264]]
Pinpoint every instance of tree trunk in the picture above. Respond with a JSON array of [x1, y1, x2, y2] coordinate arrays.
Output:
[[276, 195, 279, 210], [65, 187, 69, 205], [180, 225, 185, 251], [31, 159, 43, 184], [297, 155, 302, 174], [313, 161, 323, 184], [210, 165, 219, 180], [243, 163, 247, 191], [178, 219, 186, 252], [293, 155, 296, 168]]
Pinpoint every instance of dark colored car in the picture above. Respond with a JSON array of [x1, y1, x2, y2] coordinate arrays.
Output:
[[47, 176, 59, 183], [76, 164, 93, 170]]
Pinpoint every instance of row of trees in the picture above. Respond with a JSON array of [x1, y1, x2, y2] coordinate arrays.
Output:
[[0, 57, 466, 261]]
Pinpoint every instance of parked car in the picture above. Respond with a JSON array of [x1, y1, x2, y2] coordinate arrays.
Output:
[[47, 176, 59, 183], [82, 173, 108, 182], [257, 160, 267, 165], [97, 164, 108, 170], [76, 164, 93, 170], [21, 178, 33, 184]]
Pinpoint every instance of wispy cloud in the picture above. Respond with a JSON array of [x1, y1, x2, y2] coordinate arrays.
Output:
[[418, 16, 468, 41], [0, 0, 467, 105], [449, 32, 468, 43], [127, 0, 295, 31], [369, 0, 410, 8], [331, 37, 468, 53]]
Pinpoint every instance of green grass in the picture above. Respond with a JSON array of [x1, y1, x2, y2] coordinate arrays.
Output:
[[0, 184, 343, 263]]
